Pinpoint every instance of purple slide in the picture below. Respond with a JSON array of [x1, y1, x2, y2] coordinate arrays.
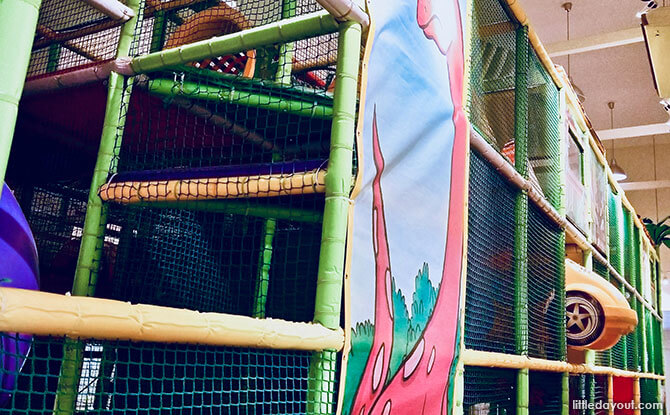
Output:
[[0, 183, 39, 406]]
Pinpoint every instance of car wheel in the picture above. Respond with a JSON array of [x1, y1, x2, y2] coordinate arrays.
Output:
[[566, 291, 605, 347]]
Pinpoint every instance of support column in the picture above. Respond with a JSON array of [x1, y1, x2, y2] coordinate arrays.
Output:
[[513, 24, 529, 415], [52, 1, 141, 413], [308, 20, 361, 415]]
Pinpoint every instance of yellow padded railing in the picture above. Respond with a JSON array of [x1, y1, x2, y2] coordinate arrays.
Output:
[[463, 349, 665, 380], [0, 288, 344, 351]]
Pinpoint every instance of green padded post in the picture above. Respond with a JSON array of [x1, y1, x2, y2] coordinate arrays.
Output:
[[275, 0, 296, 86], [0, 0, 42, 196], [640, 305, 649, 373], [253, 218, 276, 318], [514, 24, 529, 355], [514, 25, 529, 415], [47, 44, 61, 72], [130, 11, 339, 73], [149, 11, 166, 52], [137, 200, 323, 223], [562, 373, 569, 415], [52, 1, 142, 413], [308, 20, 361, 415], [146, 79, 334, 119], [250, 0, 298, 319], [587, 374, 596, 415], [518, 369, 529, 415]]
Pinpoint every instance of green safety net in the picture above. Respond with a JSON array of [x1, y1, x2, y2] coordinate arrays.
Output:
[[640, 378, 659, 415], [592, 259, 611, 368], [593, 375, 608, 415], [527, 202, 564, 361], [100, 203, 323, 322], [527, 47, 561, 209], [569, 374, 588, 415], [465, 151, 517, 354], [623, 208, 635, 285], [626, 296, 639, 372], [528, 371, 563, 415], [468, 0, 518, 151], [0, 333, 337, 414], [608, 188, 623, 274], [27, 0, 124, 78], [463, 367, 516, 414]]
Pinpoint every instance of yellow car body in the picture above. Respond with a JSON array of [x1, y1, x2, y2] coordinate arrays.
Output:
[[565, 259, 638, 351]]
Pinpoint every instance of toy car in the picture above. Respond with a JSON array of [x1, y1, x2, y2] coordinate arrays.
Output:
[[565, 259, 638, 350]]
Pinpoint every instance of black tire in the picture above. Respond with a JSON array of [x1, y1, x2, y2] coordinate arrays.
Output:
[[566, 291, 605, 347]]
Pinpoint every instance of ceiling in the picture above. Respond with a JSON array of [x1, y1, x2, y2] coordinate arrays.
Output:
[[518, 1, 670, 281], [518, 0, 668, 129]]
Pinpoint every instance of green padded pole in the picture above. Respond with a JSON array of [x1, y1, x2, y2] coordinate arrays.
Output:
[[562, 373, 569, 415], [52, 1, 141, 413], [275, 0, 296, 86], [253, 218, 276, 318], [587, 374, 596, 415], [130, 10, 339, 73], [514, 25, 529, 415], [47, 44, 61, 72], [307, 20, 361, 415], [138, 200, 323, 222], [0, 0, 42, 197], [640, 305, 648, 373], [149, 11, 166, 52], [250, 0, 298, 319], [518, 369, 529, 415], [146, 79, 333, 119]]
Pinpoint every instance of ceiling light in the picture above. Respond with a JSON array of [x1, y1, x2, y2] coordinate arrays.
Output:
[[611, 161, 628, 181], [562, 3, 586, 103], [607, 101, 627, 182]]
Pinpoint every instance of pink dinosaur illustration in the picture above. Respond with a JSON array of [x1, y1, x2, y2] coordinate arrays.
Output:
[[349, 0, 467, 413]]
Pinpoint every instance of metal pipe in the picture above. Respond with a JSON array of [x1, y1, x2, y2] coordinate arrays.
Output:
[[307, 20, 361, 415], [80, 0, 135, 21], [0, 0, 42, 196], [315, 0, 369, 29], [129, 10, 339, 74]]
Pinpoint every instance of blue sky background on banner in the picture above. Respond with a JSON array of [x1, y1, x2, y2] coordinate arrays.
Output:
[[351, 0, 466, 322]]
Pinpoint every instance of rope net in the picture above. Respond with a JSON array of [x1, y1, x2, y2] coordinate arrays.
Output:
[[465, 151, 517, 354], [468, 0, 517, 152], [27, 0, 124, 79], [0, 333, 337, 414], [463, 366, 517, 414], [529, 371, 563, 415]]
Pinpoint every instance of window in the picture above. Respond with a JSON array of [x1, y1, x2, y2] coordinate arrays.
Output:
[[565, 131, 587, 232]]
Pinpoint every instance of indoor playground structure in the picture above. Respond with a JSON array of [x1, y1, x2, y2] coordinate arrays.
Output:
[[0, 0, 666, 413]]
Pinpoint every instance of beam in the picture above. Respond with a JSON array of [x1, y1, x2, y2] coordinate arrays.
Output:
[[0, 287, 344, 351], [596, 122, 670, 140], [546, 27, 643, 57], [620, 180, 670, 191]]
